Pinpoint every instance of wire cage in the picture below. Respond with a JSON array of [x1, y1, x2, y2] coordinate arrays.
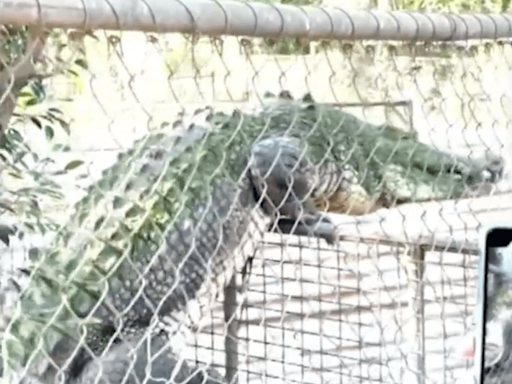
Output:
[[1, 2, 512, 384], [187, 195, 512, 384]]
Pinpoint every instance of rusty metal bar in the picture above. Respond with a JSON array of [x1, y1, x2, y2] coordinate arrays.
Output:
[[406, 246, 427, 384], [1, 0, 512, 41], [223, 273, 239, 384]]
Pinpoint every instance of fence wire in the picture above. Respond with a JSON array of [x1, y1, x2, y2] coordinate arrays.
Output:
[[1, 4, 512, 384]]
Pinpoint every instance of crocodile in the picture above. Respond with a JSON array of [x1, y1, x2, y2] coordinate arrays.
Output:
[[2, 90, 504, 383], [70, 331, 227, 384], [16, 332, 227, 384]]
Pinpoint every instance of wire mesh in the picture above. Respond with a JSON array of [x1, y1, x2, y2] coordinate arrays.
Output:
[[0, 4, 512, 384]]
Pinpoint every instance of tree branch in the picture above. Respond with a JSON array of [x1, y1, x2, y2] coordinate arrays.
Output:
[[0, 26, 48, 136]]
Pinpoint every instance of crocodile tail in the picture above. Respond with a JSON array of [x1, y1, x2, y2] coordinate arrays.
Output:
[[70, 332, 227, 384]]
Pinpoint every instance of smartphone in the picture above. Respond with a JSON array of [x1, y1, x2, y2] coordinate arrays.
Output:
[[462, 224, 512, 384]]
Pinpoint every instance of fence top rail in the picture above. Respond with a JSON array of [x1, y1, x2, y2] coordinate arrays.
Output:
[[1, 0, 512, 42]]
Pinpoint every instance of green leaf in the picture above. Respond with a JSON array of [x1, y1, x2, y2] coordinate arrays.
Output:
[[65, 160, 84, 171], [8, 171, 22, 179], [28, 247, 41, 261], [0, 224, 15, 246], [24, 97, 39, 107], [7, 128, 23, 142], [30, 117, 42, 129], [30, 80, 46, 101], [44, 126, 54, 141], [66, 69, 80, 78], [74, 58, 88, 70], [56, 118, 70, 136], [48, 108, 63, 115], [53, 144, 71, 152]]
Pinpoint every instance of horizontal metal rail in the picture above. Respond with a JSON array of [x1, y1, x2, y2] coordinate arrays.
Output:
[[1, 0, 512, 41]]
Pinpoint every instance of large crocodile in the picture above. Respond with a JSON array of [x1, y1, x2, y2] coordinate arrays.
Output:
[[2, 90, 503, 383]]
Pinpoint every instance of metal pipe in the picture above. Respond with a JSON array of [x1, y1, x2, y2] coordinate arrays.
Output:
[[1, 0, 512, 41]]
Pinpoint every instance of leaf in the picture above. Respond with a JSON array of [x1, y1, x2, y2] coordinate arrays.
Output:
[[44, 126, 54, 141], [28, 247, 41, 262], [0, 224, 15, 246], [7, 128, 24, 142], [66, 69, 79, 78], [56, 118, 70, 136], [30, 117, 42, 129], [48, 108, 63, 115], [24, 97, 39, 107], [65, 160, 84, 171], [74, 58, 88, 70], [17, 91, 33, 98], [53, 144, 71, 152], [8, 171, 22, 179], [30, 80, 46, 101]]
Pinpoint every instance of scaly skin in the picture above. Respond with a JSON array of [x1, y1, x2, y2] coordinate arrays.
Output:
[[17, 332, 227, 384], [3, 90, 503, 382], [258, 92, 504, 215], [70, 332, 226, 384], [2, 98, 337, 382]]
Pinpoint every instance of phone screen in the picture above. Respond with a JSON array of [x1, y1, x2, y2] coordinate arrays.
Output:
[[469, 228, 512, 384]]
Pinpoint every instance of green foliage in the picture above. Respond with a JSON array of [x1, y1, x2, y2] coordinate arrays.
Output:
[[0, 27, 30, 70], [0, 25, 91, 247], [0, 127, 65, 245], [0, 27, 91, 379], [1, 93, 502, 378], [45, 30, 93, 98], [239, 0, 320, 55], [392, 0, 508, 12], [0, 83, 77, 254]]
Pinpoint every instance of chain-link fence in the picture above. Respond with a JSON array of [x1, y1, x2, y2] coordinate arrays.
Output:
[[1, 1, 512, 384]]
